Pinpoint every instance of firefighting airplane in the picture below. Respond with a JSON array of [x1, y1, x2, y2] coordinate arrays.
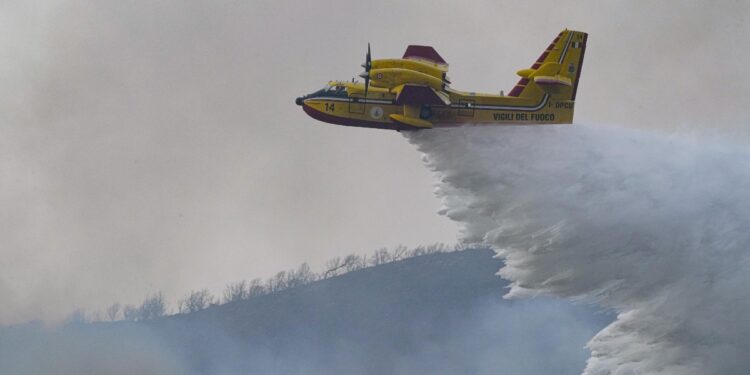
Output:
[[296, 29, 587, 131]]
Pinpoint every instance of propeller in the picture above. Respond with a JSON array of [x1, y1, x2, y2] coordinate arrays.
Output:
[[358, 43, 372, 107]]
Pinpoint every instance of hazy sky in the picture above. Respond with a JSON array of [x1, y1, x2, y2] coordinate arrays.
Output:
[[1, 0, 748, 323]]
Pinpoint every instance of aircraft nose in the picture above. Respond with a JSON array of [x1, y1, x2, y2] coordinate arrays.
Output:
[[295, 97, 303, 106]]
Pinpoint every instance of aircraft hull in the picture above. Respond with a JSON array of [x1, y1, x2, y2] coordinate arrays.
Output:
[[301, 95, 575, 131]]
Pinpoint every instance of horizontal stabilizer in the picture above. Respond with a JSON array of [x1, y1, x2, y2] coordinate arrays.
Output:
[[534, 75, 572, 86], [517, 62, 562, 78], [531, 62, 562, 77]]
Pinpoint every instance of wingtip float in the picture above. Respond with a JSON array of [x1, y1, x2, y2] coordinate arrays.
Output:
[[296, 29, 588, 131]]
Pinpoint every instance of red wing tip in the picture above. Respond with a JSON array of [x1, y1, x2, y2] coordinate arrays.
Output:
[[403, 45, 447, 65]]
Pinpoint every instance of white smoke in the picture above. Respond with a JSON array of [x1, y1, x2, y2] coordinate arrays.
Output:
[[406, 124, 750, 374]]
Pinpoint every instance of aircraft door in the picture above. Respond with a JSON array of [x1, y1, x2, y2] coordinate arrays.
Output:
[[458, 99, 475, 117], [349, 95, 365, 114]]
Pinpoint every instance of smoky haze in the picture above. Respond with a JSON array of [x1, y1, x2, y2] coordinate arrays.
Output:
[[0, 250, 611, 375], [1, 0, 748, 329]]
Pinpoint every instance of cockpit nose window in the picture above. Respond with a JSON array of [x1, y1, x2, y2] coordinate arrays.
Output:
[[309, 84, 348, 99], [325, 85, 346, 93], [327, 85, 348, 96]]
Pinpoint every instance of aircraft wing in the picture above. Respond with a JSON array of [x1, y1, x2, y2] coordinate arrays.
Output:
[[389, 84, 450, 129]]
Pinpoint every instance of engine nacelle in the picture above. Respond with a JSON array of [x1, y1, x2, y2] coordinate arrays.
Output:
[[370, 59, 446, 81], [366, 68, 445, 91]]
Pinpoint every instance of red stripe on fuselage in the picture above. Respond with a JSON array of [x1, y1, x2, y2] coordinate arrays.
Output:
[[302, 103, 415, 131], [508, 85, 524, 97]]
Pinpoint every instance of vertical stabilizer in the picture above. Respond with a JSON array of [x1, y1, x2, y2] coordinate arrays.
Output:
[[509, 30, 588, 102]]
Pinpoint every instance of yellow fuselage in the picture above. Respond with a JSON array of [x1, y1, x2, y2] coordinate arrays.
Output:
[[296, 29, 587, 131], [300, 83, 573, 131]]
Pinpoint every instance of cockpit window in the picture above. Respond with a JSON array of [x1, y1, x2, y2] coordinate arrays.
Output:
[[307, 84, 348, 99], [327, 85, 348, 96], [325, 85, 346, 92]]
